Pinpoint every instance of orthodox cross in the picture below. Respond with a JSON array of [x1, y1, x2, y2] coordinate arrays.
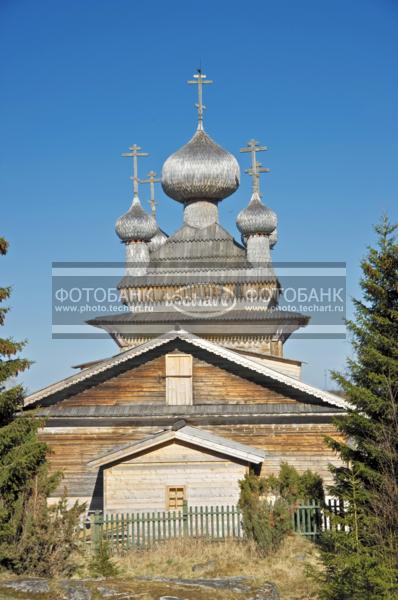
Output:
[[121, 144, 149, 198], [240, 139, 269, 195], [140, 170, 161, 216], [188, 69, 213, 130]]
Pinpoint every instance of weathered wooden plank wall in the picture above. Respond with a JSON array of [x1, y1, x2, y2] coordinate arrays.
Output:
[[104, 443, 247, 513], [38, 348, 344, 509], [40, 422, 343, 507], [57, 354, 297, 407], [59, 356, 166, 406]]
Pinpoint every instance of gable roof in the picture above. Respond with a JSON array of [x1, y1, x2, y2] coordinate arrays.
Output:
[[88, 423, 266, 468], [24, 328, 349, 410]]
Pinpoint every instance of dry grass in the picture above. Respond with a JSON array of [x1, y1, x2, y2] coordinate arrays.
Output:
[[115, 533, 322, 599]]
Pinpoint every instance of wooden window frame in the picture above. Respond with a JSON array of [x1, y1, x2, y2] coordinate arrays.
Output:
[[166, 485, 186, 510], [165, 354, 193, 405]]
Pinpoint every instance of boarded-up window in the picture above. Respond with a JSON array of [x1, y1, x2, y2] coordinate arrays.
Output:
[[167, 486, 185, 510], [165, 354, 193, 405]]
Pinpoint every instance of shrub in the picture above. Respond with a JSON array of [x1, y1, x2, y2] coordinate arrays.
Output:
[[299, 469, 325, 503], [9, 470, 85, 577], [239, 473, 293, 556], [239, 464, 324, 556], [266, 462, 324, 504]]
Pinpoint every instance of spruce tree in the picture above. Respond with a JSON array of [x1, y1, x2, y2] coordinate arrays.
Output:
[[0, 238, 85, 575], [0, 237, 48, 569], [320, 217, 398, 599]]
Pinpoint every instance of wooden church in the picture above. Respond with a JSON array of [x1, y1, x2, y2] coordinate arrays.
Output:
[[25, 71, 347, 514]]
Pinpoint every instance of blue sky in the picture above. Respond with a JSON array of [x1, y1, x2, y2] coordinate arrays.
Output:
[[1, 0, 397, 392]]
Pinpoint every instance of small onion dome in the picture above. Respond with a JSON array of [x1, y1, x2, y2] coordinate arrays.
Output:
[[148, 227, 168, 251], [115, 196, 157, 242], [269, 228, 278, 249], [161, 128, 240, 203], [236, 192, 277, 237]]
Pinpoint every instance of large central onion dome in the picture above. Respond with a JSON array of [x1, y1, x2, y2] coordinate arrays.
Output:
[[236, 192, 277, 237], [115, 196, 158, 242], [161, 128, 240, 203]]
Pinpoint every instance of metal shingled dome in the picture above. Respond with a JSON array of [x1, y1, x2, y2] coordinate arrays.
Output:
[[236, 192, 277, 237], [115, 196, 158, 242], [161, 128, 240, 203], [148, 227, 168, 250]]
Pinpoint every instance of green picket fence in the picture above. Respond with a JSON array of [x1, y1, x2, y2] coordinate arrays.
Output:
[[293, 499, 322, 541], [81, 499, 344, 551], [84, 503, 243, 551], [293, 498, 345, 541]]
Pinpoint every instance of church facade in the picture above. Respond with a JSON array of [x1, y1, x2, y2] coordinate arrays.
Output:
[[25, 72, 347, 513]]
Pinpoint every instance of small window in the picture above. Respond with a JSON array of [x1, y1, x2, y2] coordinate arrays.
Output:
[[167, 486, 186, 510]]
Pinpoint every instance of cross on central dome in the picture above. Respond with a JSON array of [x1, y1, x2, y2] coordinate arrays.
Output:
[[161, 70, 240, 204]]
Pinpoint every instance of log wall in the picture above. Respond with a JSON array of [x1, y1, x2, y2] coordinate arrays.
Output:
[[39, 350, 344, 509], [59, 354, 296, 407], [40, 422, 343, 509]]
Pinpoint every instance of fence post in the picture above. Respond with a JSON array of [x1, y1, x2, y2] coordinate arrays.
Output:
[[91, 510, 103, 553], [182, 501, 188, 536]]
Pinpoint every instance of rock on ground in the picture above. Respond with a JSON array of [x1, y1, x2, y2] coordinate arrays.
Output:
[[0, 576, 280, 599], [61, 580, 92, 600], [0, 579, 50, 594]]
